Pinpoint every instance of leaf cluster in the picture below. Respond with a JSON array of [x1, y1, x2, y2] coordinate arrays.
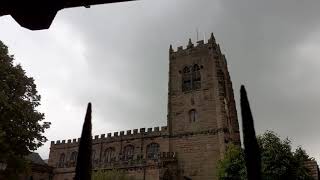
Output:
[[217, 131, 314, 180], [92, 169, 136, 180], [217, 144, 247, 180], [0, 40, 50, 174]]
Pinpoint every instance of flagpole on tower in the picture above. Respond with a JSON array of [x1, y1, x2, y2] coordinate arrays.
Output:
[[196, 28, 199, 41]]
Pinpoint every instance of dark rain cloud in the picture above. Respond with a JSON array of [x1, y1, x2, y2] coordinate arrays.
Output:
[[1, 0, 320, 160]]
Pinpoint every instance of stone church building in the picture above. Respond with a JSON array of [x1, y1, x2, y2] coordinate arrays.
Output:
[[48, 33, 241, 180]]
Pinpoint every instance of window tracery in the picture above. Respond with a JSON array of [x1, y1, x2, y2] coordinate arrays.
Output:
[[123, 145, 134, 161], [58, 153, 65, 168], [70, 151, 77, 162], [192, 64, 201, 90], [182, 64, 201, 92], [146, 143, 160, 160], [182, 66, 192, 92], [104, 147, 115, 163]]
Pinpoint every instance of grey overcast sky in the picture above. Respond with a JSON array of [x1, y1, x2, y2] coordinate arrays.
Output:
[[1, 0, 320, 161]]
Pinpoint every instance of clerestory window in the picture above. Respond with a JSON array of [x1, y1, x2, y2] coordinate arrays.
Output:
[[123, 145, 135, 161], [70, 151, 77, 163], [92, 150, 96, 165], [104, 147, 115, 163], [58, 153, 65, 168], [146, 143, 160, 160]]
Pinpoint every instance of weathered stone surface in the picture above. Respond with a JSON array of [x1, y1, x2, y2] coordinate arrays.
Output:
[[304, 159, 319, 180], [48, 34, 240, 180]]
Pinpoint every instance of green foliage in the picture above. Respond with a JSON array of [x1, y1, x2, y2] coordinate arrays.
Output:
[[92, 169, 136, 180], [217, 144, 247, 180], [217, 131, 314, 180], [2, 154, 30, 180], [292, 147, 314, 180], [0, 40, 50, 175], [258, 131, 294, 179]]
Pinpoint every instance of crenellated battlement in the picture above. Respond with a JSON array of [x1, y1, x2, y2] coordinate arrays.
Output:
[[50, 126, 168, 146], [48, 33, 241, 180], [169, 32, 222, 57]]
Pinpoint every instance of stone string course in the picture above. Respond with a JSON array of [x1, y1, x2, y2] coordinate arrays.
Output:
[[48, 34, 241, 180]]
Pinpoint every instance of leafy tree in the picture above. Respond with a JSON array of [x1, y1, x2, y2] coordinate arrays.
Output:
[[0, 40, 50, 176], [292, 147, 314, 180], [258, 131, 296, 179], [217, 131, 313, 180], [92, 169, 136, 180], [217, 144, 247, 180]]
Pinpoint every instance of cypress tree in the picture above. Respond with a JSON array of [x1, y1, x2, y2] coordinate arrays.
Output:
[[240, 85, 261, 180], [75, 103, 92, 180]]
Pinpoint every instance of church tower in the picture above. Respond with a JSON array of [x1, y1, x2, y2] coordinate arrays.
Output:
[[167, 33, 240, 179]]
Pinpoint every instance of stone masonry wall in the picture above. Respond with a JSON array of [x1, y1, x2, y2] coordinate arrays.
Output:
[[48, 34, 241, 180], [49, 126, 171, 180], [167, 35, 240, 180]]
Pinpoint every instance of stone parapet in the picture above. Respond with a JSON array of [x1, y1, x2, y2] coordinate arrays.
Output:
[[50, 126, 168, 147], [169, 33, 221, 59]]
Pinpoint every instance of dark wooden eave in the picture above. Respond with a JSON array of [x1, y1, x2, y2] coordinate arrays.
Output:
[[0, 0, 136, 30]]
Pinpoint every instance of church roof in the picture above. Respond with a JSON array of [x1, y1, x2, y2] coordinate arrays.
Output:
[[25, 152, 46, 165]]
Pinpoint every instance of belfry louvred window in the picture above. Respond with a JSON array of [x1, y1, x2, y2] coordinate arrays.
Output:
[[182, 66, 192, 92], [192, 64, 201, 90], [182, 64, 201, 92]]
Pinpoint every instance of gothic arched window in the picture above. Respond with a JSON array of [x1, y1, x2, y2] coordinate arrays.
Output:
[[104, 147, 115, 163], [182, 64, 201, 92], [192, 64, 201, 90], [58, 153, 65, 168], [92, 150, 96, 165], [182, 66, 192, 92], [70, 151, 77, 162], [146, 143, 160, 160], [123, 145, 134, 161], [189, 109, 197, 122]]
